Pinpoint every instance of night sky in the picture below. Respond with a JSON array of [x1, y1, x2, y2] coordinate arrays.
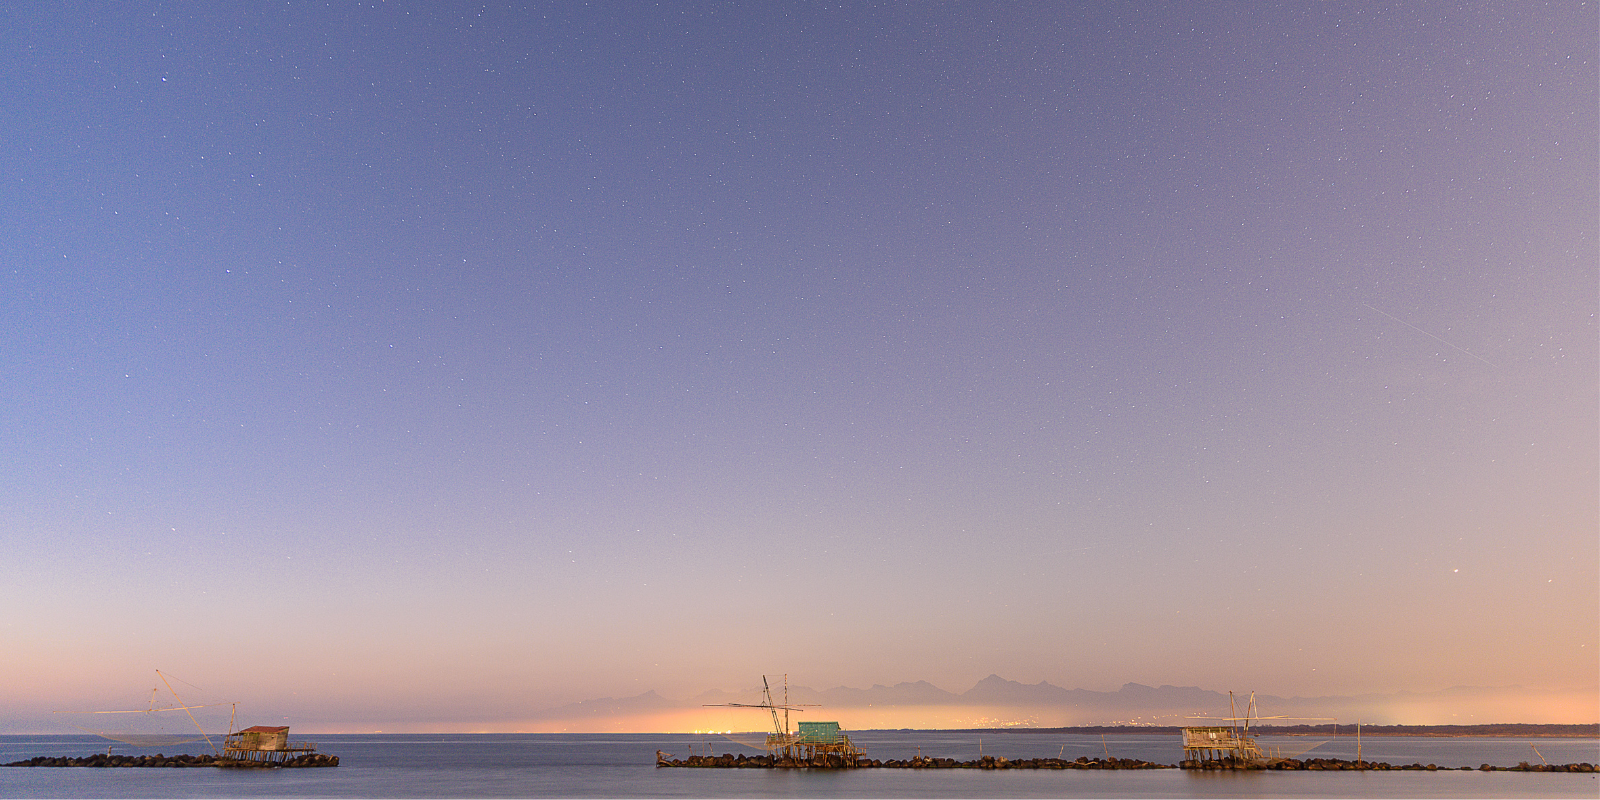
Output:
[[4, 1, 1595, 731]]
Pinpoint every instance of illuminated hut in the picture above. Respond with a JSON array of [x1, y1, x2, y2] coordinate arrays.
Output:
[[793, 720, 865, 766], [706, 675, 868, 766]]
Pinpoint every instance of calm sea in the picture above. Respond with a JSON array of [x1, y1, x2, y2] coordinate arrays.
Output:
[[2, 732, 1595, 798]]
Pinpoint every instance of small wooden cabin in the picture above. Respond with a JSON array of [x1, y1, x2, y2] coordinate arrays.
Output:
[[231, 726, 289, 750], [222, 725, 317, 765], [1181, 725, 1265, 766]]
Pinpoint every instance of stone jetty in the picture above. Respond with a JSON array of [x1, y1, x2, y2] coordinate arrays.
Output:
[[656, 751, 1170, 769], [1185, 756, 1596, 772], [657, 750, 1595, 773], [4, 752, 338, 768]]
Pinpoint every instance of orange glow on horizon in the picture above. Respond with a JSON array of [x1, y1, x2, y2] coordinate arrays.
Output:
[[282, 688, 1600, 734]]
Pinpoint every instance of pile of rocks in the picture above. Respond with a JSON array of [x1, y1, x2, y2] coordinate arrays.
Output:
[[879, 755, 1171, 770], [1182, 757, 1597, 772], [5, 751, 340, 769], [655, 752, 1172, 770], [4, 753, 219, 768], [1493, 761, 1595, 773], [657, 753, 778, 768]]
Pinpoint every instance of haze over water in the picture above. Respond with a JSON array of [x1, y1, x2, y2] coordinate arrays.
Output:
[[3, 0, 1594, 733]]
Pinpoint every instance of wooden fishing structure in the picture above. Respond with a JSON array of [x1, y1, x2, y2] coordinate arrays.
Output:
[[703, 675, 865, 766], [218, 725, 325, 767], [54, 670, 233, 751], [1181, 691, 1330, 768], [53, 670, 336, 768]]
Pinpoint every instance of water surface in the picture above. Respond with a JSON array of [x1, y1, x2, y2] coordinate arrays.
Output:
[[3, 732, 1594, 798]]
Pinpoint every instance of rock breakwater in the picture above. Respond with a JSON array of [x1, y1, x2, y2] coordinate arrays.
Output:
[[1184, 757, 1596, 772], [656, 751, 1596, 772], [4, 752, 339, 768], [656, 752, 1170, 769]]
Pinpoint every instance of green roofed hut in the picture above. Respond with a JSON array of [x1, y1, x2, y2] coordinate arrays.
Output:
[[791, 721, 865, 766], [704, 676, 868, 767]]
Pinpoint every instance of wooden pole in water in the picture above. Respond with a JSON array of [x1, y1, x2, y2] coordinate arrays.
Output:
[[1356, 720, 1362, 763]]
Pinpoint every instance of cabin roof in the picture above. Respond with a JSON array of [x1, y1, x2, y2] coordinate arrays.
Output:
[[239, 726, 290, 733]]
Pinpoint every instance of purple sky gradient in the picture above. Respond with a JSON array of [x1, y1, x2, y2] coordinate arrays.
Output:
[[2, 1, 1594, 730]]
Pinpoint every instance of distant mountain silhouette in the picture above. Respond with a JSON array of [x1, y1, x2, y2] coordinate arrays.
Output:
[[535, 677, 1570, 727], [691, 680, 961, 708], [817, 680, 959, 706], [539, 689, 676, 719], [959, 674, 1117, 705]]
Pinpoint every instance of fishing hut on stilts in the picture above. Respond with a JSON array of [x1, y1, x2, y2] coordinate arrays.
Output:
[[219, 726, 322, 767], [1181, 691, 1330, 769], [705, 675, 865, 767]]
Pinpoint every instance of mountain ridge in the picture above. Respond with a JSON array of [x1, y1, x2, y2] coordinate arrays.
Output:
[[537, 677, 1555, 725]]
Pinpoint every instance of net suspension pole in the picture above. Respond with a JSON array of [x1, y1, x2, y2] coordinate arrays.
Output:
[[157, 671, 218, 756]]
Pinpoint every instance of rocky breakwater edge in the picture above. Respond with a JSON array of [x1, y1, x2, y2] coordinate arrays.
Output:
[[4, 752, 339, 768], [658, 752, 1597, 773], [1194, 757, 1596, 772], [657, 752, 1170, 769]]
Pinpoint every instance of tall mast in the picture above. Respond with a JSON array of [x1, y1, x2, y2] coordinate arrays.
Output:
[[762, 676, 781, 737], [701, 673, 816, 752]]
